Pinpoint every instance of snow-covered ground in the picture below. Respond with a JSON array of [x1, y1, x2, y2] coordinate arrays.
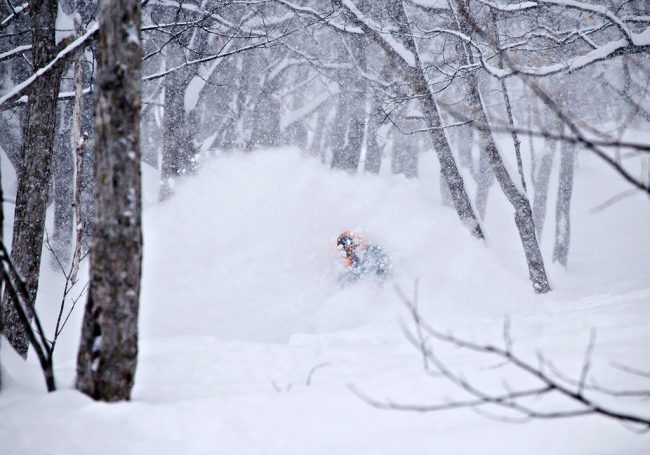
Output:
[[1, 147, 649, 454]]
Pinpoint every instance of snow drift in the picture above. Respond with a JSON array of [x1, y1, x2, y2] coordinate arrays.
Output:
[[1, 147, 649, 454]]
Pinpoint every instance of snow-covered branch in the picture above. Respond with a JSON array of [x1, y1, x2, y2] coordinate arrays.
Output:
[[0, 1, 28, 29], [0, 44, 31, 62], [0, 22, 98, 111]]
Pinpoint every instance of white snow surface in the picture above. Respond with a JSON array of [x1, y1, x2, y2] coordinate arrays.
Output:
[[1, 147, 650, 454]]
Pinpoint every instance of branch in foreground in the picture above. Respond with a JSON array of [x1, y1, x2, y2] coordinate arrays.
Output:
[[351, 282, 650, 432], [0, 241, 55, 391]]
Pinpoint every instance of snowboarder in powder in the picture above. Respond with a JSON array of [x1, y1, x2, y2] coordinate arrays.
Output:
[[336, 230, 391, 282]]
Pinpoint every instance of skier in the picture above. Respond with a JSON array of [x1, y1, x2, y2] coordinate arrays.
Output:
[[336, 230, 391, 282]]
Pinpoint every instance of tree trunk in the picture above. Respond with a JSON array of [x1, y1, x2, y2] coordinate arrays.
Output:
[[391, 123, 419, 179], [51, 102, 75, 268], [330, 90, 353, 170], [468, 75, 551, 293], [1, 0, 63, 357], [473, 144, 492, 221], [531, 142, 555, 239], [331, 37, 366, 173], [552, 137, 575, 267], [76, 0, 143, 401], [309, 104, 329, 162], [364, 94, 382, 174], [160, 41, 197, 201], [247, 73, 282, 150], [0, 127, 3, 390], [529, 98, 558, 240], [418, 88, 484, 238]]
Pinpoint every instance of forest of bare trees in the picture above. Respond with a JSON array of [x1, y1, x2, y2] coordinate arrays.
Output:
[[0, 0, 648, 421]]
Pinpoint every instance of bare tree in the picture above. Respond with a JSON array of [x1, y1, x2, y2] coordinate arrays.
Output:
[[332, 0, 485, 239], [1, 0, 65, 357], [76, 0, 143, 401]]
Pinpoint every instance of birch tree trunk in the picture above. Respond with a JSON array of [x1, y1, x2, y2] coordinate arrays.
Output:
[[76, 0, 143, 401], [1, 0, 63, 357]]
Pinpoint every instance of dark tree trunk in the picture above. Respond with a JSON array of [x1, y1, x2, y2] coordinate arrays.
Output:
[[1, 0, 64, 357], [76, 0, 143, 402], [552, 138, 575, 267]]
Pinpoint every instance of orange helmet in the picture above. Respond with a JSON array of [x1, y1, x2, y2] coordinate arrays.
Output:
[[336, 230, 366, 253]]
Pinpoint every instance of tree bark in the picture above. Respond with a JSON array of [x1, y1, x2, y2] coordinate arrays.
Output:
[[76, 0, 143, 401], [1, 0, 64, 357], [552, 137, 575, 267]]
